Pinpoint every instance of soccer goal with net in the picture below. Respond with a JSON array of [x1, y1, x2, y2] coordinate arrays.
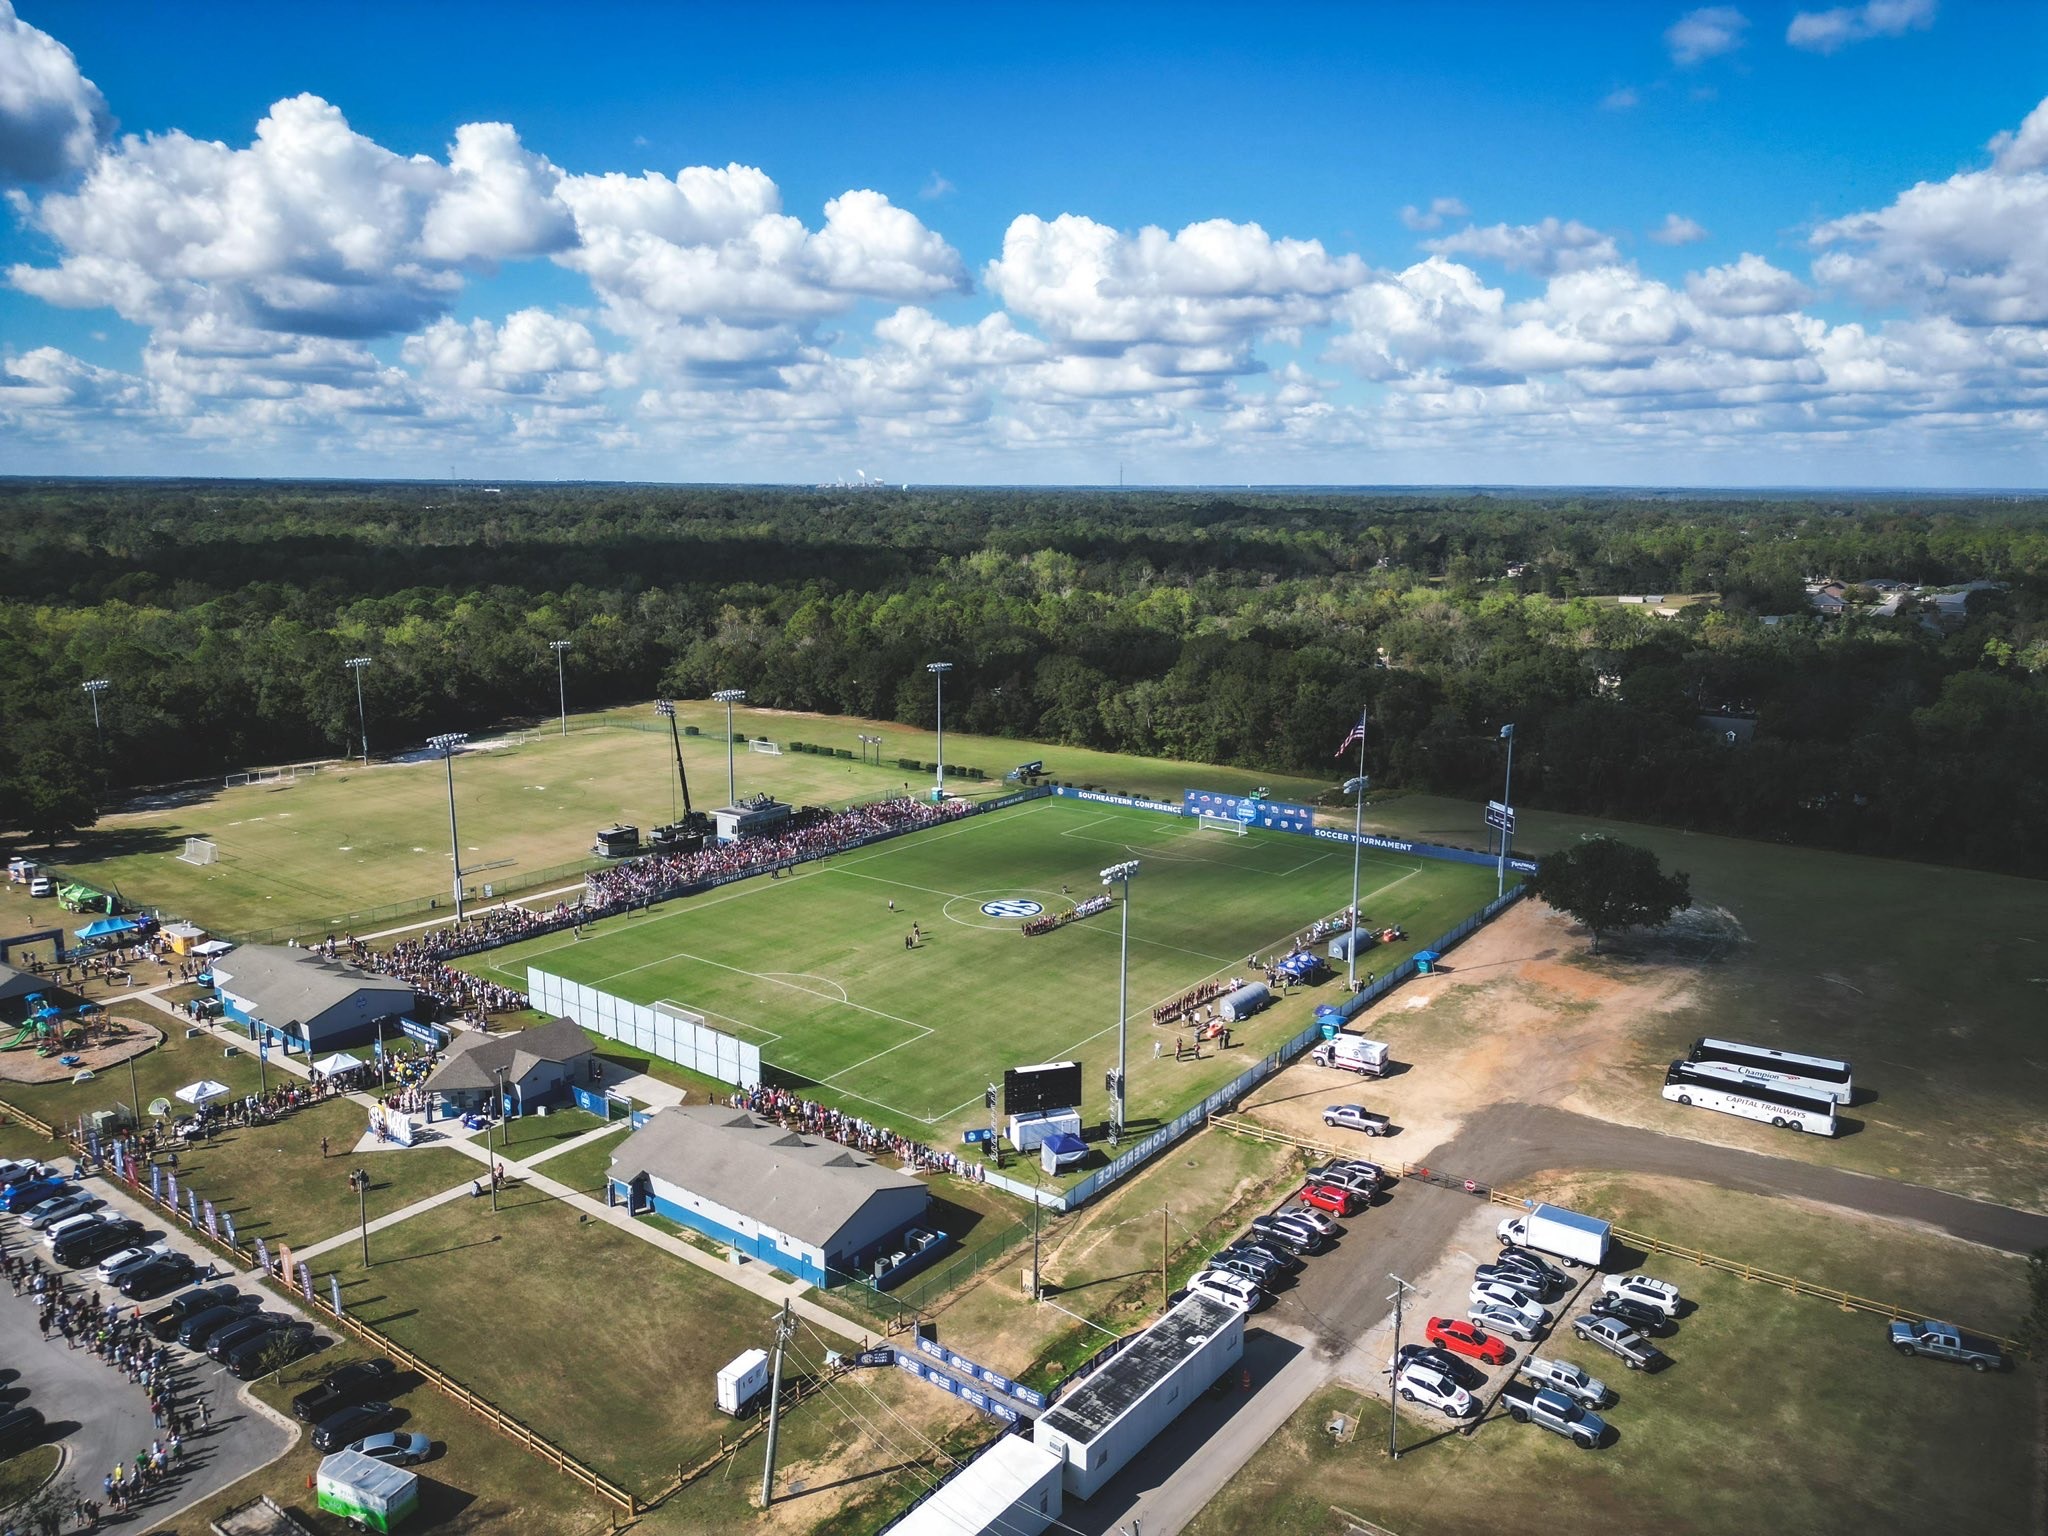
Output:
[[178, 837, 219, 867], [224, 773, 251, 788], [748, 738, 783, 756], [1196, 813, 1249, 836]]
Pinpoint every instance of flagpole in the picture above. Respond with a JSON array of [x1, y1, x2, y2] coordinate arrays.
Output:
[[1343, 709, 1368, 991]]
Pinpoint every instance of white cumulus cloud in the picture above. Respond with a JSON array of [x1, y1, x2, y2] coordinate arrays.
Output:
[[1423, 217, 1621, 275], [1788, 0, 1936, 54], [1666, 6, 1749, 65], [1811, 93, 2048, 324], [1399, 196, 1469, 232], [0, 1, 108, 183], [1650, 213, 1709, 245]]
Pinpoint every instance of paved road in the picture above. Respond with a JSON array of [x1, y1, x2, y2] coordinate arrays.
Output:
[[1437, 1102, 2048, 1255], [0, 1225, 294, 1525]]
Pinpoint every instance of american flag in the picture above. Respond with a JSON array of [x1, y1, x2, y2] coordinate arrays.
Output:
[[1334, 711, 1368, 757]]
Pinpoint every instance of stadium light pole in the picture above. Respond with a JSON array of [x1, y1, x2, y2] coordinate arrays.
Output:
[[1101, 860, 1140, 1147], [428, 733, 469, 920], [926, 662, 952, 800], [343, 657, 371, 765], [550, 641, 571, 737], [82, 679, 110, 754], [713, 689, 746, 805], [1497, 723, 1516, 898], [1342, 775, 1370, 991]]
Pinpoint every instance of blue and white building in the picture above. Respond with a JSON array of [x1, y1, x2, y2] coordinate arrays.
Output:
[[210, 945, 415, 1054], [607, 1103, 931, 1287]]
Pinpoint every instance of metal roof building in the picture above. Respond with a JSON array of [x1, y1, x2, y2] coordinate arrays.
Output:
[[608, 1103, 930, 1287], [1033, 1293, 1246, 1500], [210, 945, 414, 1052], [423, 1015, 595, 1110], [881, 1433, 1064, 1536]]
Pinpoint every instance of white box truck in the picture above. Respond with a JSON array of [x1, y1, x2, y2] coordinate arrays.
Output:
[[1311, 1037, 1390, 1077], [1498, 1204, 1610, 1268], [717, 1347, 771, 1416]]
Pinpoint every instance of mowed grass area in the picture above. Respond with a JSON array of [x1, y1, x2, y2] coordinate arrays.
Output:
[[175, 1344, 620, 1536], [332, 1192, 783, 1498], [55, 698, 1341, 939], [1366, 794, 2048, 1210], [1187, 1177, 2038, 1536], [466, 796, 1500, 1145]]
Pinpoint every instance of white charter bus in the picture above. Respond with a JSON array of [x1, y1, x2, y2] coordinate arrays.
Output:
[[1662, 1062, 1840, 1137], [1686, 1037, 1854, 1104]]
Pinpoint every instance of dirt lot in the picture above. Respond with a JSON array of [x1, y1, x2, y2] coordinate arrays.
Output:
[[1239, 898, 1698, 1160]]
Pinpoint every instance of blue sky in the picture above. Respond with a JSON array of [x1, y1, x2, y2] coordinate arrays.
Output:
[[2, 1, 2044, 485]]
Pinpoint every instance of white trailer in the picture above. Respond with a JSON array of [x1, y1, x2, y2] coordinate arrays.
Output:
[[1035, 1293, 1246, 1500], [1498, 1203, 1610, 1268], [1311, 1036, 1390, 1077], [717, 1347, 771, 1416], [881, 1434, 1065, 1536]]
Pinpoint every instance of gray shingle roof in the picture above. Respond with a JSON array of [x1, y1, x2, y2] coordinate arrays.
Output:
[[609, 1103, 926, 1248], [423, 1015, 594, 1093], [0, 964, 43, 1006], [211, 945, 412, 1025]]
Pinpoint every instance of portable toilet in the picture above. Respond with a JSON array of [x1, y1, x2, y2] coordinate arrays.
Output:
[[1414, 950, 1440, 975], [1314, 1004, 1343, 1041], [317, 1449, 419, 1532]]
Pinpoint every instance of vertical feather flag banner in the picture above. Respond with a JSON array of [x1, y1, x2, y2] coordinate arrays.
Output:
[[330, 1272, 344, 1318]]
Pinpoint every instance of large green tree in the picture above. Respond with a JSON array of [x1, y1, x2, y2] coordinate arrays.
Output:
[[1530, 837, 1692, 953]]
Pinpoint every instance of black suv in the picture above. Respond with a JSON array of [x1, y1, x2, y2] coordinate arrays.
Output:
[[312, 1401, 401, 1453], [293, 1360, 396, 1422], [53, 1219, 141, 1269], [1587, 1293, 1674, 1337]]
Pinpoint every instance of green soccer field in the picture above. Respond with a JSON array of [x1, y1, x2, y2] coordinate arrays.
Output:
[[462, 796, 1501, 1143]]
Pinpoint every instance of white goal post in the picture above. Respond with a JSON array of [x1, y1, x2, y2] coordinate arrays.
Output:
[[1196, 813, 1248, 835], [748, 738, 783, 756], [178, 837, 219, 867], [224, 773, 251, 788]]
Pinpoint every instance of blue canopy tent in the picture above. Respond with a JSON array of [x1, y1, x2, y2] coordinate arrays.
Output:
[[1040, 1131, 1088, 1174], [75, 917, 140, 942]]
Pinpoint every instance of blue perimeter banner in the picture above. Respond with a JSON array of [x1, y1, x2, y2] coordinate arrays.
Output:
[[1048, 785, 1537, 874], [1182, 789, 1316, 833]]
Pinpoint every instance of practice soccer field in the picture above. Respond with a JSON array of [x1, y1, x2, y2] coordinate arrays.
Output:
[[465, 796, 1502, 1142]]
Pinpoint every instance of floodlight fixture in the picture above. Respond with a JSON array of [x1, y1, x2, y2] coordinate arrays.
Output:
[[428, 733, 469, 919], [713, 689, 747, 804], [550, 640, 572, 737], [344, 657, 372, 763], [926, 662, 953, 797], [1100, 859, 1140, 1145]]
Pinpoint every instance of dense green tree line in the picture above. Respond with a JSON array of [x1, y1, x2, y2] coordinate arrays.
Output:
[[1, 480, 2044, 872]]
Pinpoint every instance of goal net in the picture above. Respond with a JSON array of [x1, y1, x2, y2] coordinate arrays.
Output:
[[1196, 814, 1248, 836], [653, 1001, 707, 1028], [224, 773, 251, 788], [179, 838, 219, 867], [748, 738, 783, 756]]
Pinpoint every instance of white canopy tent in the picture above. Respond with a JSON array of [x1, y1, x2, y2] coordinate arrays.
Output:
[[312, 1053, 363, 1077], [174, 1079, 231, 1107]]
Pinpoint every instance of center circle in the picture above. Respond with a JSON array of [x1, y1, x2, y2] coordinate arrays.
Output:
[[979, 899, 1044, 918]]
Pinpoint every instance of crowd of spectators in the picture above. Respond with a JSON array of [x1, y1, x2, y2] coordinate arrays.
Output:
[[588, 797, 971, 910], [729, 1084, 989, 1184], [328, 924, 544, 1017]]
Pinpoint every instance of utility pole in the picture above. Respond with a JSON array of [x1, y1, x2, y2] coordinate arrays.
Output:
[[126, 1048, 142, 1139], [1160, 1205, 1169, 1308], [491, 1065, 508, 1212], [1387, 1273, 1416, 1460], [1497, 723, 1516, 899], [1031, 1184, 1042, 1302], [350, 1167, 371, 1267], [759, 1299, 796, 1507]]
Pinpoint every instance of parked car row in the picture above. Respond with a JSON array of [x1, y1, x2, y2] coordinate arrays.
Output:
[[1400, 1255, 1688, 1450], [1187, 1160, 1389, 1311]]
